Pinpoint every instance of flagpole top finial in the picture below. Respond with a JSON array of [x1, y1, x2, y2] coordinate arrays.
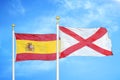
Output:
[[56, 16, 60, 20], [12, 24, 15, 27]]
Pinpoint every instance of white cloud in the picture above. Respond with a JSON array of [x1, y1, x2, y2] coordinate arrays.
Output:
[[53, 0, 99, 26], [55, 0, 90, 10], [29, 0, 119, 38], [114, 0, 120, 2], [84, 1, 93, 9], [63, 0, 82, 10], [39, 0, 120, 34], [9, 0, 25, 15], [54, 0, 119, 32], [107, 25, 119, 33]]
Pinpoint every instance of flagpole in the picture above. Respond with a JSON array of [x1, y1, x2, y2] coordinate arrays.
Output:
[[56, 16, 60, 80], [12, 24, 15, 80]]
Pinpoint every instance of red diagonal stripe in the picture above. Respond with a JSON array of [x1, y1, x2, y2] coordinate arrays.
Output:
[[87, 43, 112, 56], [86, 27, 107, 42], [60, 26, 112, 58], [60, 43, 85, 58], [60, 26, 84, 41]]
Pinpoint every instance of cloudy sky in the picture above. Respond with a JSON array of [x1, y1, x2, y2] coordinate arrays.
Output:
[[0, 0, 120, 80]]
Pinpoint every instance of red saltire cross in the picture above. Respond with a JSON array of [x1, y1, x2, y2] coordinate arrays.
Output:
[[60, 26, 112, 58]]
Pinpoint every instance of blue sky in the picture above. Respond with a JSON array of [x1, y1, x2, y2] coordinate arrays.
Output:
[[0, 0, 120, 80]]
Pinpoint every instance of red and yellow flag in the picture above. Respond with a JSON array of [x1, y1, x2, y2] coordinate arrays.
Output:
[[15, 33, 57, 61]]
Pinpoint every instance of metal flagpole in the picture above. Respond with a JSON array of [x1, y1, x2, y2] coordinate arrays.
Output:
[[12, 24, 15, 80], [56, 16, 60, 80]]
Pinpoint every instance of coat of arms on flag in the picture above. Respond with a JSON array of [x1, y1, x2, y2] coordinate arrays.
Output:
[[59, 26, 112, 58], [26, 43, 34, 51]]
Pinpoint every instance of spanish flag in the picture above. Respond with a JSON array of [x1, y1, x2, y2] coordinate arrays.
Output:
[[15, 33, 57, 61]]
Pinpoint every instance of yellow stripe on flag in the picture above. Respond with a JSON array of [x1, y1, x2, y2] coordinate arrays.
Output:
[[16, 40, 56, 54]]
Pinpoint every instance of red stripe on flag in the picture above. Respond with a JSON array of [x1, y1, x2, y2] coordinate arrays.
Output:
[[15, 33, 56, 41], [16, 53, 56, 61], [60, 26, 112, 58]]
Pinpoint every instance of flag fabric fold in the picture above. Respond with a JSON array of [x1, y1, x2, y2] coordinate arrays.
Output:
[[59, 26, 112, 58], [15, 33, 57, 61]]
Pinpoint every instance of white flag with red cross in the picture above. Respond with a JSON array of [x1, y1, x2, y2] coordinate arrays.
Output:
[[59, 26, 112, 58]]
